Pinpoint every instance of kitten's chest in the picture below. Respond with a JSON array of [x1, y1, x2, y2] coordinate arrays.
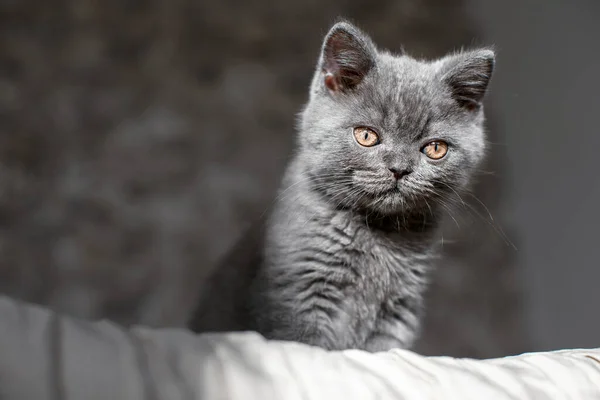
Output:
[[324, 219, 429, 347], [346, 235, 422, 299], [268, 206, 431, 347], [323, 214, 428, 302]]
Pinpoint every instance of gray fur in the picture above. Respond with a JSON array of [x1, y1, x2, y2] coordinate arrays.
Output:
[[189, 21, 495, 351]]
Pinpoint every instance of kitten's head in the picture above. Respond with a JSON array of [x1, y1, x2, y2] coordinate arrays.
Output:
[[299, 21, 494, 217]]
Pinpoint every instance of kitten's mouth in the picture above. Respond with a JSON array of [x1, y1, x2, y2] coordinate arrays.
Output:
[[349, 175, 426, 213], [384, 186, 401, 195], [356, 179, 430, 215], [364, 185, 398, 198], [361, 184, 403, 203], [357, 178, 398, 194]]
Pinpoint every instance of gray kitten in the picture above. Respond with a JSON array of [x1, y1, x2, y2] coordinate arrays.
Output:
[[189, 21, 494, 352]]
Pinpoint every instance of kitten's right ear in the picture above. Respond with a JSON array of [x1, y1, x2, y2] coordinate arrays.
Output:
[[318, 21, 377, 93]]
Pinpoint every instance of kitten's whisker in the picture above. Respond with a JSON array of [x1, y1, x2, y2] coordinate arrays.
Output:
[[423, 199, 434, 229], [464, 192, 494, 221], [425, 189, 461, 229], [430, 179, 467, 207], [274, 174, 352, 204], [258, 173, 354, 222], [473, 168, 498, 176], [298, 184, 364, 228], [439, 202, 461, 229], [460, 196, 517, 250], [428, 187, 517, 250]]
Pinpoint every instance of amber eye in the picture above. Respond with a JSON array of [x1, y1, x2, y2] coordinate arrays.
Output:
[[353, 127, 380, 147], [421, 141, 449, 160]]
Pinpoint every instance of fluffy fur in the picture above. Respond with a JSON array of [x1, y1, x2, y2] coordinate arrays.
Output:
[[189, 21, 495, 351]]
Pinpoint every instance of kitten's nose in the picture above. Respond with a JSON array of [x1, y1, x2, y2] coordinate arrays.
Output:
[[389, 168, 411, 180]]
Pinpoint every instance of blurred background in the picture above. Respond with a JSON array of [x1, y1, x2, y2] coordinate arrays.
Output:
[[0, 0, 598, 359]]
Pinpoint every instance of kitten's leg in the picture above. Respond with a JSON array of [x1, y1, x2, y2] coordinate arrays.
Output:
[[363, 317, 418, 352], [261, 293, 359, 351], [265, 314, 352, 351], [363, 334, 406, 352]]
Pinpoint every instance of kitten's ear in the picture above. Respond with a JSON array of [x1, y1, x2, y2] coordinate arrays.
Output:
[[440, 49, 495, 111], [318, 21, 377, 93]]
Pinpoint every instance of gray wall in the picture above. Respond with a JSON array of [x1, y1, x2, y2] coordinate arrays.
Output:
[[472, 0, 600, 351]]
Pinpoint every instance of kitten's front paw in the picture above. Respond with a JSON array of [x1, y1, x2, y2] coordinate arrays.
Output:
[[363, 335, 406, 353]]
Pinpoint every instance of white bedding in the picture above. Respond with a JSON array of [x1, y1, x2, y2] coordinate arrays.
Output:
[[193, 332, 600, 399], [1, 295, 598, 400]]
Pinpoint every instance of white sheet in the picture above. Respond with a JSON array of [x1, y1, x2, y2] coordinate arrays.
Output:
[[192, 332, 600, 399]]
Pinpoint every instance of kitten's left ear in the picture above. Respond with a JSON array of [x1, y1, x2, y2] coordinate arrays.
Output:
[[440, 49, 495, 111], [318, 21, 377, 93]]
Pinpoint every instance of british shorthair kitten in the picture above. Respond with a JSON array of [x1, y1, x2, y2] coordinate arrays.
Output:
[[190, 20, 495, 352]]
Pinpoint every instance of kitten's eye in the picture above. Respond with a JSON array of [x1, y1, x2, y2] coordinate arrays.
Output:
[[421, 141, 448, 160], [353, 127, 380, 147]]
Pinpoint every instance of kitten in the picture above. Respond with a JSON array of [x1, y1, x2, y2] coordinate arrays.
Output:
[[189, 21, 494, 352]]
